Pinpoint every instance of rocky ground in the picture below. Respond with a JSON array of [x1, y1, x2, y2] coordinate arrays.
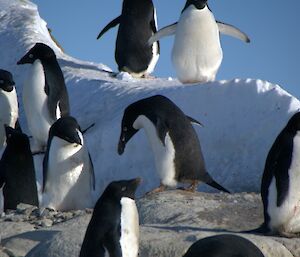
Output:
[[0, 191, 300, 257]]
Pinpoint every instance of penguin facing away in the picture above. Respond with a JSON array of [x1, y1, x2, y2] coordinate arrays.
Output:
[[97, 0, 160, 78], [0, 126, 39, 211], [42, 116, 95, 211], [79, 178, 141, 257], [254, 112, 300, 237], [182, 234, 264, 257], [17, 43, 70, 151], [118, 95, 229, 193], [0, 69, 18, 148], [148, 0, 250, 84]]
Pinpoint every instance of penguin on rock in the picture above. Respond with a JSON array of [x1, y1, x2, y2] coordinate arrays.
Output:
[[118, 95, 229, 194], [79, 178, 141, 257]]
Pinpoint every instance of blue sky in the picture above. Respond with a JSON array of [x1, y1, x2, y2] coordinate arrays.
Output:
[[32, 0, 300, 99]]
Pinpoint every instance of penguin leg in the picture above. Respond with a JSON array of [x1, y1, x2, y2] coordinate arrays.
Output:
[[177, 180, 198, 192], [145, 184, 166, 195]]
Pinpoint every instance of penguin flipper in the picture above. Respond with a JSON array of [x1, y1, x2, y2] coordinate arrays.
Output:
[[97, 16, 121, 40], [88, 153, 96, 190], [186, 116, 203, 127], [217, 21, 250, 43], [148, 22, 177, 46], [156, 117, 168, 146]]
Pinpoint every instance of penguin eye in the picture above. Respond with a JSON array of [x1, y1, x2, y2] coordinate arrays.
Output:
[[121, 186, 127, 192], [29, 54, 34, 59]]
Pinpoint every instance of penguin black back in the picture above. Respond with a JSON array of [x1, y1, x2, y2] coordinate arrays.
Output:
[[0, 126, 38, 211], [119, 95, 229, 193], [0, 69, 15, 92], [260, 112, 300, 233], [17, 42, 70, 120], [79, 178, 141, 257], [183, 234, 264, 257]]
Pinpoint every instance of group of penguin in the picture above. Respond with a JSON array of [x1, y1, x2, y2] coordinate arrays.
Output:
[[0, 0, 299, 256]]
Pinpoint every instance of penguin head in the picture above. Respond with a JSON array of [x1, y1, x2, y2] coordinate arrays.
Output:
[[183, 0, 207, 11], [0, 69, 15, 92], [17, 43, 56, 65], [103, 178, 142, 201], [49, 116, 83, 146], [5, 125, 30, 152], [118, 106, 140, 155], [286, 112, 300, 132]]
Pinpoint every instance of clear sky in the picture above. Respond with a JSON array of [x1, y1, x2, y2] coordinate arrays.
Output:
[[32, 0, 300, 99]]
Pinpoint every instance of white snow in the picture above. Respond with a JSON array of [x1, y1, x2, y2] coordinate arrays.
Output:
[[0, 0, 300, 210]]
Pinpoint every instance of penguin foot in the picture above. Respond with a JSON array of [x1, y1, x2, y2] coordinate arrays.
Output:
[[177, 181, 198, 192], [145, 184, 166, 195]]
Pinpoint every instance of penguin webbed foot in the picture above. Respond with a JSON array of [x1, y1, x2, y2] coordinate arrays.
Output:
[[177, 181, 198, 192], [145, 184, 166, 196]]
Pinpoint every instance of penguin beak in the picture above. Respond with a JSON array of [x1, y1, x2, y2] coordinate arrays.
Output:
[[17, 53, 32, 65], [118, 138, 126, 155], [1, 83, 14, 92]]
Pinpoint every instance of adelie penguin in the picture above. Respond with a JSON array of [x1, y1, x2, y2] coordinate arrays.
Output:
[[118, 95, 229, 193], [251, 112, 300, 237], [0, 69, 18, 149], [97, 0, 159, 78], [41, 116, 95, 211], [0, 126, 39, 212], [148, 0, 250, 84], [17, 43, 70, 151], [79, 178, 141, 257], [183, 234, 264, 257]]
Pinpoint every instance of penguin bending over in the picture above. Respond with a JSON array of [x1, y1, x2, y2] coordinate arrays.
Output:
[[0, 126, 39, 211], [79, 178, 141, 257], [183, 234, 264, 257], [148, 0, 250, 84], [41, 116, 95, 211], [17, 43, 70, 151], [97, 0, 159, 78], [252, 112, 300, 237], [118, 95, 229, 193], [0, 69, 18, 148]]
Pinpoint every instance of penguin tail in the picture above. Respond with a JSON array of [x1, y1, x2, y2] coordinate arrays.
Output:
[[206, 180, 230, 193], [240, 223, 269, 235]]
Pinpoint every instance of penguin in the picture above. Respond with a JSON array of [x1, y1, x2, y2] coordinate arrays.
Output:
[[17, 43, 70, 151], [41, 116, 95, 211], [0, 69, 18, 148], [0, 126, 39, 211], [79, 178, 141, 257], [97, 0, 160, 78], [118, 95, 229, 193], [148, 0, 250, 84], [182, 234, 264, 257], [252, 112, 300, 237]]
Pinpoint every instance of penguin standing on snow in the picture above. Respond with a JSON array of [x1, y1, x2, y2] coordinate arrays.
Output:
[[79, 178, 141, 257], [254, 112, 300, 237], [148, 0, 250, 84], [17, 43, 70, 151], [0, 69, 18, 148], [118, 95, 229, 193], [183, 234, 264, 257], [97, 0, 160, 78], [0, 126, 39, 211], [42, 116, 95, 211]]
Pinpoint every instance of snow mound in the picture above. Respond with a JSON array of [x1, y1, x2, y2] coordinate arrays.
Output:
[[0, 0, 299, 199]]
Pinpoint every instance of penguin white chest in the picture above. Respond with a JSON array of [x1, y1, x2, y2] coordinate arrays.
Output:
[[172, 5, 222, 83], [43, 137, 92, 210], [268, 132, 300, 233], [133, 115, 177, 187], [0, 88, 18, 147], [22, 60, 51, 148], [120, 197, 139, 257]]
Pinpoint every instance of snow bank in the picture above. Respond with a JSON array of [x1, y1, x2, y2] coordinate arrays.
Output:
[[0, 0, 299, 200]]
